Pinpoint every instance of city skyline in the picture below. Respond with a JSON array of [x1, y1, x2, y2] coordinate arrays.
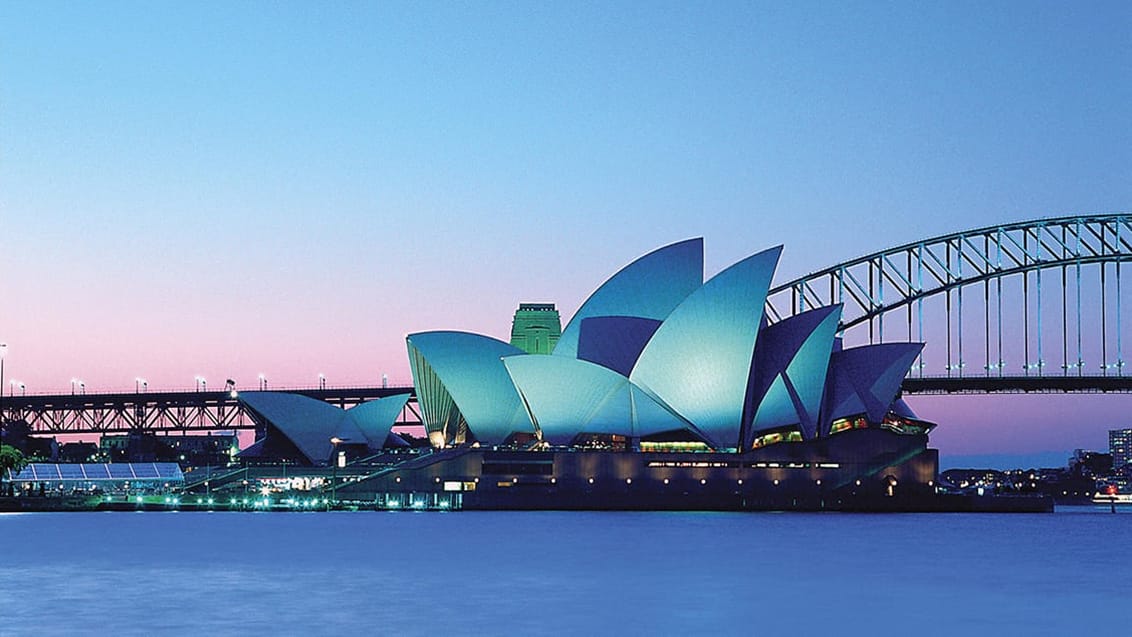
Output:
[[2, 2, 1130, 461]]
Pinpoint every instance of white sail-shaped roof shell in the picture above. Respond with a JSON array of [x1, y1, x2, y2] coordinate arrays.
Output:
[[239, 392, 364, 464], [554, 238, 703, 358], [745, 305, 842, 443], [823, 342, 924, 430], [630, 246, 782, 450], [348, 393, 412, 448], [407, 331, 534, 445], [503, 355, 692, 444]]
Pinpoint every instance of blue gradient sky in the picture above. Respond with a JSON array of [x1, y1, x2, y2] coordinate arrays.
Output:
[[2, 2, 1130, 462]]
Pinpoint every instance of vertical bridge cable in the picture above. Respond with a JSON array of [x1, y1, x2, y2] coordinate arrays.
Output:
[[957, 238, 964, 376], [1102, 258, 1108, 375], [1036, 228, 1044, 377], [1075, 220, 1083, 377]]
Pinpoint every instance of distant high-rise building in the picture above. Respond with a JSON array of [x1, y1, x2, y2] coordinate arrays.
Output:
[[510, 303, 561, 355], [1111, 428, 1132, 470]]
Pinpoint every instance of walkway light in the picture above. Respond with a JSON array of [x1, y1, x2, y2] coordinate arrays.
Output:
[[0, 343, 6, 471], [329, 436, 347, 505]]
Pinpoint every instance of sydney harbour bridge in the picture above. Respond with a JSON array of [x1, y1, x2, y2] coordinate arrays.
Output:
[[3, 212, 1131, 437]]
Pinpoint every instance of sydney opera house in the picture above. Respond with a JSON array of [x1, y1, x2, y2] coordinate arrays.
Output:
[[242, 239, 940, 510]]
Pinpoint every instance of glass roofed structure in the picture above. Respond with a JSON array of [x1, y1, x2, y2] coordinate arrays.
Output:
[[405, 239, 933, 453], [6, 463, 184, 493]]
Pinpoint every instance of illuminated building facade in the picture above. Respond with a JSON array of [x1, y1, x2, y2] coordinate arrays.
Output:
[[407, 239, 930, 452], [509, 303, 562, 354], [367, 239, 942, 510], [1111, 428, 1132, 470]]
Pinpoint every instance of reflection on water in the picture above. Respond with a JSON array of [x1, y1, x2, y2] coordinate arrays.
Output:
[[0, 508, 1127, 636]]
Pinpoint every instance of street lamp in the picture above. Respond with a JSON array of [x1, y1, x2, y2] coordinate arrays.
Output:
[[258, 373, 266, 391], [0, 343, 7, 456], [71, 378, 78, 395], [79, 381, 85, 395], [318, 373, 326, 391], [195, 376, 206, 392], [329, 436, 346, 507], [136, 377, 147, 393]]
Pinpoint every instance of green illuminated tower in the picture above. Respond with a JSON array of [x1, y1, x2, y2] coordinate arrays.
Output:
[[509, 303, 561, 355]]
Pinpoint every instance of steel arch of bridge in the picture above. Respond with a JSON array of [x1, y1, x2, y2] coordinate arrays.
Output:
[[765, 213, 1132, 392]]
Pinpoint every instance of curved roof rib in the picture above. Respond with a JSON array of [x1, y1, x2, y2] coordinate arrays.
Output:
[[822, 342, 924, 430], [554, 238, 703, 358], [406, 331, 533, 445], [502, 355, 693, 444], [631, 246, 782, 450], [744, 305, 842, 445]]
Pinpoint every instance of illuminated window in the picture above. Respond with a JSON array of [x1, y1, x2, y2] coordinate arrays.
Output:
[[830, 416, 869, 435], [880, 414, 932, 435], [751, 429, 803, 449], [639, 441, 712, 453]]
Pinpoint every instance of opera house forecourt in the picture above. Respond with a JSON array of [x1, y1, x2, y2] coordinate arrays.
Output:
[[239, 239, 1048, 511]]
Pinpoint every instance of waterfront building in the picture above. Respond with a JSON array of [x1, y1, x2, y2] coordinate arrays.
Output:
[[407, 239, 928, 452], [366, 239, 940, 510], [509, 303, 561, 354], [1070, 449, 1113, 477], [5, 463, 183, 495], [1111, 428, 1132, 470]]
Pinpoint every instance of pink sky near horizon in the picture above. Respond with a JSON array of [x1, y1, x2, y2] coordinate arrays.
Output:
[[2, 3, 1130, 459]]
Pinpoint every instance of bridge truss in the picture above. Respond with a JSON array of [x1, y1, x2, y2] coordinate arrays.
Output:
[[0, 388, 421, 437], [765, 213, 1132, 393]]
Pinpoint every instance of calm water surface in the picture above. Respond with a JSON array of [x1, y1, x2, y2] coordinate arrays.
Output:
[[1, 507, 1128, 636]]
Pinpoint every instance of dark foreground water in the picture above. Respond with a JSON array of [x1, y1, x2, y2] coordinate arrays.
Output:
[[1, 507, 1128, 636]]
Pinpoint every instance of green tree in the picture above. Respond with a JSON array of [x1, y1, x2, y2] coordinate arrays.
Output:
[[0, 444, 28, 497]]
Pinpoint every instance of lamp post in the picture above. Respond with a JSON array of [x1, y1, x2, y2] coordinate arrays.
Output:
[[318, 373, 326, 391], [71, 378, 77, 395], [135, 377, 147, 393], [1, 343, 7, 468], [195, 376, 206, 392], [258, 373, 266, 391], [329, 436, 343, 507], [79, 381, 85, 396]]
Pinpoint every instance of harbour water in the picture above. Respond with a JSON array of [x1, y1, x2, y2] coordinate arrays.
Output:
[[0, 507, 1127, 636]]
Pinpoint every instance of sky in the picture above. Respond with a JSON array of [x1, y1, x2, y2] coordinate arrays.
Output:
[[1, 1, 1130, 465]]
